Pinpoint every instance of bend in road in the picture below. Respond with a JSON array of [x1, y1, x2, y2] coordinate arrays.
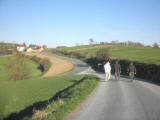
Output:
[[55, 54, 160, 120], [43, 53, 160, 120]]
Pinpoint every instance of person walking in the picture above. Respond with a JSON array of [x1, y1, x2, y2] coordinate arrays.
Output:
[[114, 60, 121, 81], [127, 62, 136, 82], [104, 59, 111, 81]]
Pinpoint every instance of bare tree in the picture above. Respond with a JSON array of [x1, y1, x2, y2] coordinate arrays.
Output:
[[89, 38, 94, 45], [96, 48, 111, 61], [153, 43, 159, 48]]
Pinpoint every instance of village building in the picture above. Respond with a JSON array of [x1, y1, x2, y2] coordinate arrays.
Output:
[[27, 46, 44, 53], [17, 43, 45, 53], [17, 43, 27, 52]]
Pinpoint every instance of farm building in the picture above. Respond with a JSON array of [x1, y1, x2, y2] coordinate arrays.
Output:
[[27, 46, 44, 53], [17, 43, 27, 52], [17, 43, 44, 53]]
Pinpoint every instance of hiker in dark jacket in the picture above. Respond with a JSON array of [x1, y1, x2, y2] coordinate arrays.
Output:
[[114, 60, 121, 81], [127, 62, 136, 82]]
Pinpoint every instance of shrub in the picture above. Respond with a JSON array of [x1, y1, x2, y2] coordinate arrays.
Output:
[[5, 53, 31, 80], [31, 56, 51, 72], [40, 58, 51, 72], [95, 48, 111, 61], [0, 43, 16, 55]]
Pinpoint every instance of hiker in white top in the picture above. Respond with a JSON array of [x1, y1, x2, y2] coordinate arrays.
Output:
[[104, 60, 111, 81]]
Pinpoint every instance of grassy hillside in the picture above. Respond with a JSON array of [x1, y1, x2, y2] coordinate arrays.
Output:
[[0, 56, 42, 81], [0, 75, 98, 119], [54, 45, 160, 64], [0, 42, 17, 55]]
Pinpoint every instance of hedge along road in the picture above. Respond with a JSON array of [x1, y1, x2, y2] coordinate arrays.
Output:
[[54, 55, 160, 120], [25, 52, 75, 77], [26, 53, 160, 120]]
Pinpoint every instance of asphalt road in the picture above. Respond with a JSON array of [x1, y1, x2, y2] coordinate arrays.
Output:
[[53, 54, 160, 120]]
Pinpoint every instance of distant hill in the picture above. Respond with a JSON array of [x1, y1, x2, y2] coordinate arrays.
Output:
[[54, 44, 160, 65]]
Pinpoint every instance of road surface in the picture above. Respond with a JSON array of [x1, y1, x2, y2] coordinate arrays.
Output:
[[55, 54, 160, 120]]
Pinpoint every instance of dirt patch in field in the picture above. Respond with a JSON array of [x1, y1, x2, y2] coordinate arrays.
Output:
[[25, 53, 75, 77]]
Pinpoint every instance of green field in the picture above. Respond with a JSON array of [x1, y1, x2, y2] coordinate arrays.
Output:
[[55, 45, 160, 64], [0, 56, 42, 81], [0, 74, 98, 119], [0, 55, 99, 120], [31, 75, 99, 120]]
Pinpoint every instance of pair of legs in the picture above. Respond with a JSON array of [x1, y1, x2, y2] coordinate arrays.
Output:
[[105, 72, 111, 81], [129, 72, 134, 82], [115, 72, 120, 81]]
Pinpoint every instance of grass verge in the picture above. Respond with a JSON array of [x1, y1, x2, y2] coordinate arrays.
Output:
[[31, 74, 99, 120], [1, 75, 99, 120]]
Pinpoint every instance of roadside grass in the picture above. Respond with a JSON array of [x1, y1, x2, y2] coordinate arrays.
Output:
[[0, 56, 42, 81], [0, 74, 99, 120], [53, 45, 160, 64], [31, 75, 99, 120]]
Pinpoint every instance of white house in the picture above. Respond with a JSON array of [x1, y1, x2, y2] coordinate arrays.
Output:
[[26, 46, 44, 53], [17, 45, 27, 52], [17, 43, 45, 53]]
